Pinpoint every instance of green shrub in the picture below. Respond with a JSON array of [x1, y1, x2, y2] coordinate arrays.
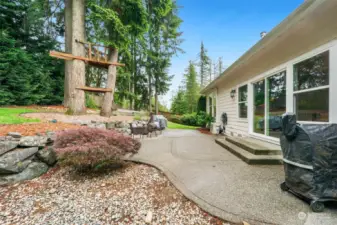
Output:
[[170, 115, 183, 124], [168, 112, 214, 127], [85, 94, 98, 109], [133, 114, 142, 121], [181, 113, 198, 126], [204, 113, 215, 128]]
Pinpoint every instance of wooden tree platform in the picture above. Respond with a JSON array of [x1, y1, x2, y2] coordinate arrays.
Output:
[[76, 86, 112, 92], [49, 51, 125, 69]]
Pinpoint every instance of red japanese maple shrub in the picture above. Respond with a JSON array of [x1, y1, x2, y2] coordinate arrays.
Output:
[[54, 128, 141, 169]]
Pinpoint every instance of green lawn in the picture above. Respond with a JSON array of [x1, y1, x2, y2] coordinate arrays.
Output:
[[167, 121, 199, 130], [0, 108, 40, 124]]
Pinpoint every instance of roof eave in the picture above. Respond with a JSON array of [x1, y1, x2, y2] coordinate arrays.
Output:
[[200, 0, 319, 95]]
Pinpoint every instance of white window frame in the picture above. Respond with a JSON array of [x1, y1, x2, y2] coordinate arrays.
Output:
[[292, 51, 330, 123], [211, 92, 216, 118], [237, 84, 248, 119], [246, 40, 337, 143], [250, 70, 287, 142], [207, 92, 217, 119]]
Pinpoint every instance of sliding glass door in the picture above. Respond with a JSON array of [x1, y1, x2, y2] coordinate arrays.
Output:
[[253, 71, 286, 138], [266, 72, 286, 138], [253, 80, 265, 134]]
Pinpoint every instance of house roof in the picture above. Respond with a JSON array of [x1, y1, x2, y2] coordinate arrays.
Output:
[[201, 0, 337, 94]]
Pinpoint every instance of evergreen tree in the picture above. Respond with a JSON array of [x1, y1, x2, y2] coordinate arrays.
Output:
[[171, 88, 188, 114], [145, 0, 183, 113], [184, 61, 199, 113], [198, 41, 210, 88], [0, 0, 64, 106], [218, 57, 223, 77], [87, 0, 148, 116], [208, 59, 212, 84], [0, 0, 183, 111]]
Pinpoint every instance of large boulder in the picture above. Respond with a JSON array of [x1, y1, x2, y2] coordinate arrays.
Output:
[[88, 123, 106, 129], [0, 147, 38, 174], [45, 132, 56, 145], [0, 138, 19, 156], [0, 162, 48, 185], [7, 132, 22, 139], [115, 121, 125, 128], [106, 122, 116, 130], [36, 147, 57, 166], [19, 136, 48, 147]]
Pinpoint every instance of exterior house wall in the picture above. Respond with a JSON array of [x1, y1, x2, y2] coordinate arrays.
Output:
[[214, 39, 337, 140], [216, 75, 251, 137]]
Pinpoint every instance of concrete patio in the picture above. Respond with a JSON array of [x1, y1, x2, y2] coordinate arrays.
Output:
[[127, 129, 337, 225]]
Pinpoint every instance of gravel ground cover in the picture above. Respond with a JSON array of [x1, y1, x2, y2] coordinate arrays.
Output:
[[0, 163, 232, 225]]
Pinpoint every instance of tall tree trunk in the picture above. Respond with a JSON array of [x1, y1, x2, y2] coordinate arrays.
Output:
[[148, 74, 152, 112], [131, 36, 136, 110], [64, 0, 72, 107], [101, 48, 118, 117], [155, 86, 159, 114], [128, 75, 131, 109], [69, 0, 86, 114]]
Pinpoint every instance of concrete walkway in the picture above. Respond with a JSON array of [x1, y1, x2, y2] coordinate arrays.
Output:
[[127, 130, 337, 225]]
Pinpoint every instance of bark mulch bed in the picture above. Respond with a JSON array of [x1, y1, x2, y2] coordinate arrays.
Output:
[[198, 127, 212, 135], [0, 122, 80, 136], [6, 105, 68, 113]]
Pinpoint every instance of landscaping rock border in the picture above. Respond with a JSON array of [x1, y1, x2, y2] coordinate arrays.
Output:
[[0, 118, 161, 185], [77, 120, 149, 135], [0, 132, 57, 185]]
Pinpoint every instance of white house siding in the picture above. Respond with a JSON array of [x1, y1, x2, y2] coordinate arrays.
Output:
[[216, 74, 253, 137], [213, 39, 337, 139]]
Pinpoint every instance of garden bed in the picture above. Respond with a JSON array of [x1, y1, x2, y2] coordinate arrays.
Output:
[[22, 112, 134, 124], [197, 127, 212, 135], [0, 163, 230, 225], [0, 123, 80, 136]]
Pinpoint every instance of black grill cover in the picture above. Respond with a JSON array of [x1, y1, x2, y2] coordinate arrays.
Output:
[[280, 113, 337, 201]]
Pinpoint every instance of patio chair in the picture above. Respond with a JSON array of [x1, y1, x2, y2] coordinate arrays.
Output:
[[129, 123, 148, 139], [147, 113, 166, 137]]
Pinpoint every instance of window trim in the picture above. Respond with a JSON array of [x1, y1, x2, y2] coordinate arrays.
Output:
[[238, 84, 248, 119], [293, 50, 330, 93], [208, 92, 216, 118], [292, 51, 330, 123], [245, 40, 337, 139], [293, 85, 329, 95], [251, 70, 287, 136], [293, 87, 330, 123]]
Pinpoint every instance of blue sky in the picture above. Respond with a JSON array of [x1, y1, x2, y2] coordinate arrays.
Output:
[[162, 0, 303, 108]]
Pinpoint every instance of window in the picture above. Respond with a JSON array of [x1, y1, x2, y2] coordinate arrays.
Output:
[[253, 71, 286, 137], [266, 71, 286, 138], [294, 89, 329, 122], [208, 93, 216, 118], [293, 51, 329, 122], [253, 80, 265, 134], [238, 85, 248, 118], [209, 96, 212, 116], [294, 51, 329, 91], [213, 96, 216, 118]]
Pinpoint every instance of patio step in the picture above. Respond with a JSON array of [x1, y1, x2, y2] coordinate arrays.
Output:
[[215, 138, 283, 165], [226, 136, 282, 155]]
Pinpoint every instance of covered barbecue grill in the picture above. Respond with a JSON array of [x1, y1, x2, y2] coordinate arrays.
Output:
[[280, 113, 337, 212]]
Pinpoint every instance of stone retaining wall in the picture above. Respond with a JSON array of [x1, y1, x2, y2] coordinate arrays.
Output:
[[0, 120, 150, 185], [0, 132, 57, 185], [76, 120, 148, 134]]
